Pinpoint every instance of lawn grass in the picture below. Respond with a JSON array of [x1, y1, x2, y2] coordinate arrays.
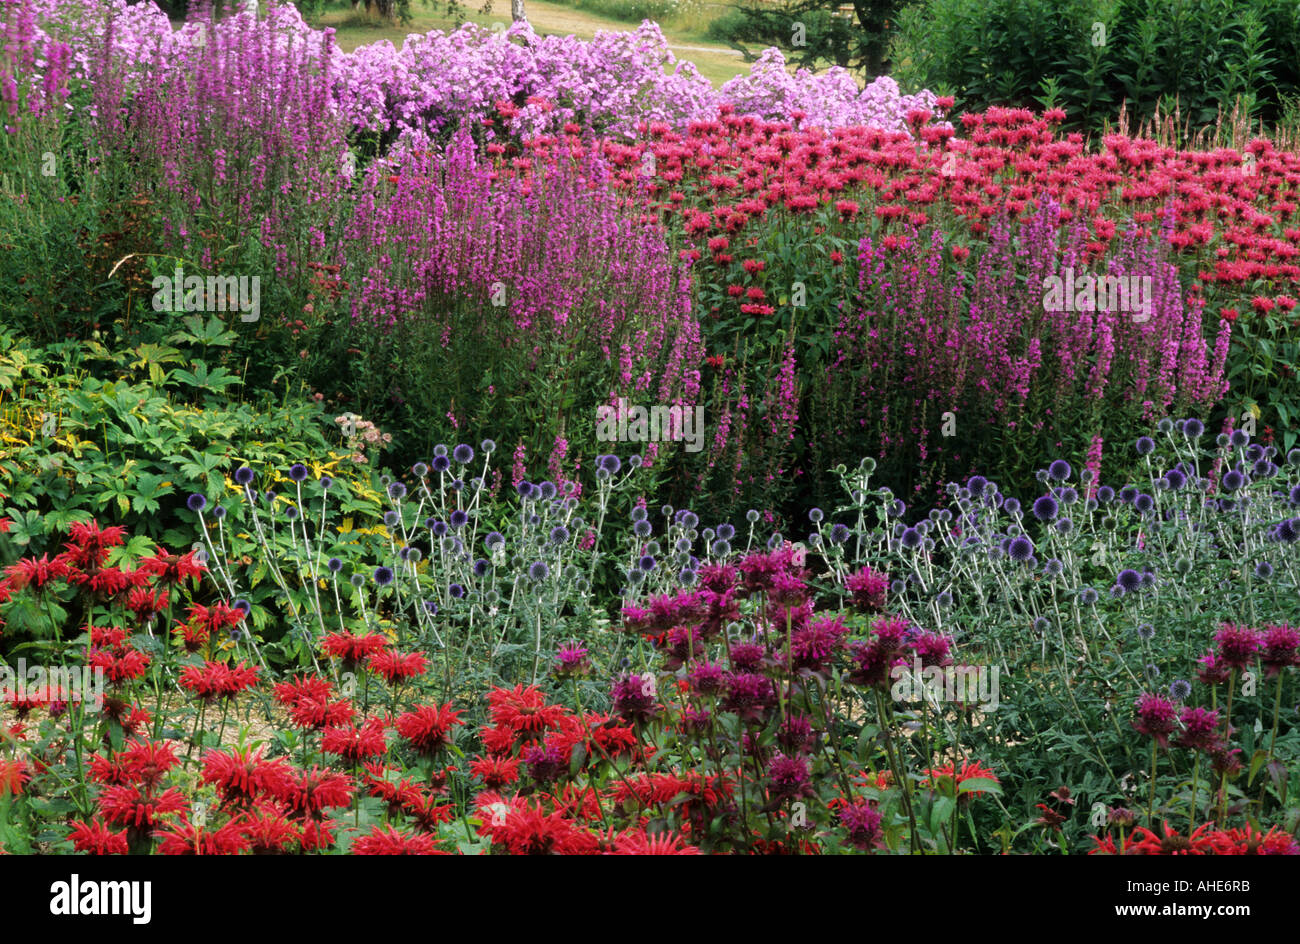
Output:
[[315, 0, 758, 86]]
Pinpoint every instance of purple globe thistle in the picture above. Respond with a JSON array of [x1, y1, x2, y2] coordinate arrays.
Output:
[[452, 444, 475, 465], [473, 559, 490, 578], [373, 566, 394, 586], [1175, 707, 1222, 751], [1032, 495, 1059, 521], [1133, 493, 1155, 514], [1008, 536, 1035, 563], [212, 505, 227, 521], [430, 455, 451, 473], [1117, 569, 1143, 593], [1183, 418, 1205, 438], [1132, 693, 1178, 747], [899, 527, 922, 549], [1135, 436, 1155, 456], [327, 557, 343, 574], [288, 463, 309, 482], [528, 561, 549, 581], [484, 531, 505, 550], [480, 439, 496, 454], [598, 454, 621, 474], [1169, 678, 1192, 700], [388, 481, 406, 499], [1260, 623, 1300, 676], [1164, 469, 1186, 489], [766, 753, 813, 801], [449, 583, 465, 599], [1048, 459, 1072, 481], [383, 510, 400, 528], [1230, 429, 1250, 447], [1214, 622, 1262, 670], [186, 493, 207, 513], [320, 476, 333, 491], [234, 465, 255, 486], [966, 475, 988, 497], [638, 555, 657, 572], [1097, 485, 1115, 503], [412, 462, 428, 478], [449, 509, 469, 529], [840, 802, 884, 851]]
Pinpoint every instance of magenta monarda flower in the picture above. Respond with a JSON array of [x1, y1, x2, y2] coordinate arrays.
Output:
[[788, 617, 849, 672], [611, 674, 660, 725], [1214, 622, 1262, 670], [1132, 693, 1178, 747], [912, 631, 953, 669], [553, 643, 591, 678], [1259, 623, 1300, 676], [839, 801, 883, 851], [768, 569, 808, 608], [844, 565, 889, 613], [766, 753, 813, 801], [721, 672, 775, 723], [1174, 707, 1222, 752], [1196, 650, 1232, 686], [688, 661, 726, 696]]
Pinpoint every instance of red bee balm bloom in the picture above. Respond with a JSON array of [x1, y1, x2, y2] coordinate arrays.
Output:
[[395, 703, 464, 755]]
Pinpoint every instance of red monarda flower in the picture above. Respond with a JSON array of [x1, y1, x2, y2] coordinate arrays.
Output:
[[155, 818, 252, 856], [611, 830, 702, 855], [353, 824, 447, 855], [135, 550, 205, 586], [284, 767, 354, 819], [87, 647, 151, 685], [367, 649, 428, 684], [178, 660, 258, 703], [239, 801, 304, 854], [395, 703, 464, 755], [66, 819, 129, 855], [201, 747, 297, 804], [98, 785, 188, 829], [468, 754, 521, 789], [1126, 821, 1217, 855], [486, 684, 567, 737], [0, 758, 29, 796], [89, 738, 179, 789], [321, 717, 388, 763], [321, 631, 390, 668]]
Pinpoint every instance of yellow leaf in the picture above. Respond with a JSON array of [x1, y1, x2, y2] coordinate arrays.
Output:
[[338, 517, 354, 534]]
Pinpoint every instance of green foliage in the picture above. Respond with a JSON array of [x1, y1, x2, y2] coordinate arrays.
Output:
[[892, 0, 1300, 135]]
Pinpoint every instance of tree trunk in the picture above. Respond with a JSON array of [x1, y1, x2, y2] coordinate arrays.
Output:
[[511, 0, 526, 21]]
